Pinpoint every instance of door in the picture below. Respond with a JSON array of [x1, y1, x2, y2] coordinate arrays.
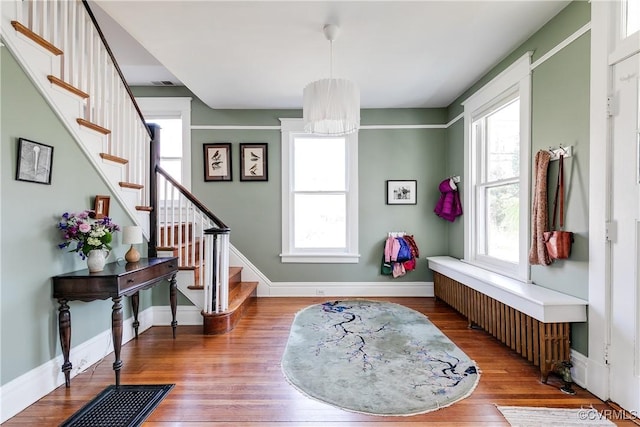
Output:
[[609, 51, 640, 412]]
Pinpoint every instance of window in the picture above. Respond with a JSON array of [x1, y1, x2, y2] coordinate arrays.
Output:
[[136, 97, 192, 189], [624, 0, 639, 37], [462, 53, 531, 280], [149, 118, 183, 183], [280, 119, 359, 263]]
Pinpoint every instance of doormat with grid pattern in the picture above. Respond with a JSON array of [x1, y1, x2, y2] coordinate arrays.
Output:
[[60, 384, 174, 427]]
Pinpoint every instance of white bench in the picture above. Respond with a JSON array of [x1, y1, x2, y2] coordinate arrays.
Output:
[[426, 256, 587, 323], [426, 256, 587, 386]]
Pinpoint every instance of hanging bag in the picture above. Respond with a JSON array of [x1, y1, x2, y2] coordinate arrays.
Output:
[[543, 154, 574, 260]]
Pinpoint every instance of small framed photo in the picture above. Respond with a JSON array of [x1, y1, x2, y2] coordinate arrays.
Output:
[[93, 195, 110, 219], [240, 143, 268, 181], [15, 138, 54, 185], [203, 143, 232, 181], [386, 180, 417, 205]]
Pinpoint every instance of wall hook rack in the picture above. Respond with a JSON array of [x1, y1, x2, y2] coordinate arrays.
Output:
[[548, 145, 573, 161]]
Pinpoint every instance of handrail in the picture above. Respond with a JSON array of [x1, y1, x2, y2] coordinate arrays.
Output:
[[155, 165, 230, 230], [80, 0, 151, 139]]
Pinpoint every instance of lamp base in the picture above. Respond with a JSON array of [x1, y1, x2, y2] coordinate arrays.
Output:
[[125, 245, 140, 263]]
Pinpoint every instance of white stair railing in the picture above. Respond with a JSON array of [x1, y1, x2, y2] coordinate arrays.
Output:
[[2, 0, 151, 228], [155, 167, 231, 313]]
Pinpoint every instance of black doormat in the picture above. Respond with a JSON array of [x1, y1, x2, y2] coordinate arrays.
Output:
[[60, 384, 174, 427]]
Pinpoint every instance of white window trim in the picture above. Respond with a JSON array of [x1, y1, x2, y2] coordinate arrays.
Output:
[[136, 97, 192, 190], [279, 118, 359, 263], [609, 0, 640, 65], [462, 52, 532, 281]]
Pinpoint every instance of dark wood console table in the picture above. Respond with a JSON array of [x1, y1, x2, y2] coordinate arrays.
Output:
[[52, 257, 178, 387]]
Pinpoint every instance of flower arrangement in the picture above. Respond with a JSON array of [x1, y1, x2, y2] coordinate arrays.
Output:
[[57, 210, 120, 259]]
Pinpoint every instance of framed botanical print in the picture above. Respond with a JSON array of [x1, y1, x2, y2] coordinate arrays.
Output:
[[240, 143, 268, 181], [203, 143, 232, 181]]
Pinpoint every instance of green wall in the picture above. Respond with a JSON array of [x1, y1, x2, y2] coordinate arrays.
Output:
[[133, 86, 450, 283], [445, 0, 590, 354], [0, 47, 148, 384]]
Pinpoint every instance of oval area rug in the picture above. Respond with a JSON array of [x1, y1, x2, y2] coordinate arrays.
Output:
[[281, 299, 480, 416]]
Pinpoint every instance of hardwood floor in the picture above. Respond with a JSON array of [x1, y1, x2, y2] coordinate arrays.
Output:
[[3, 297, 634, 426]]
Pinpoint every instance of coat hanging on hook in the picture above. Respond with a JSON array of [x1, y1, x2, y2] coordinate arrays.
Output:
[[434, 178, 462, 222]]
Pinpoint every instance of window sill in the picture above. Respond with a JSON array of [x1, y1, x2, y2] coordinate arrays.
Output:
[[280, 253, 360, 264], [426, 256, 587, 323]]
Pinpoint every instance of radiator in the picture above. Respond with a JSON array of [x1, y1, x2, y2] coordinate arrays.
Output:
[[433, 272, 570, 381]]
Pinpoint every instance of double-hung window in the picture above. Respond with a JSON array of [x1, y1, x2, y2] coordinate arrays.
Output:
[[463, 53, 531, 280], [280, 119, 359, 263], [136, 97, 192, 189]]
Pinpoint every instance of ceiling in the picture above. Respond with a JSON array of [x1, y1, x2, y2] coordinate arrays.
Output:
[[90, 1, 570, 110]]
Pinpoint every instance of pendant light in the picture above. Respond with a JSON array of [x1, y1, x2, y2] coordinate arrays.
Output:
[[303, 24, 360, 135]]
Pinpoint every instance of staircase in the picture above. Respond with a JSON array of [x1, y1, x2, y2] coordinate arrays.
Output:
[[2, 0, 257, 334]]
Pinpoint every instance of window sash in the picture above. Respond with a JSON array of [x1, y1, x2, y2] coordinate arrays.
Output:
[[280, 118, 359, 263], [463, 52, 531, 281]]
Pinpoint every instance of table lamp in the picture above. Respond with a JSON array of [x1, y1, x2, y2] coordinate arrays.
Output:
[[122, 225, 143, 263]]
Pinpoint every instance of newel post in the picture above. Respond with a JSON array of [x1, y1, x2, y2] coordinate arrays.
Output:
[[148, 123, 161, 258]]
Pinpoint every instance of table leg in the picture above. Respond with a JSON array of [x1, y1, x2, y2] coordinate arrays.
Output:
[[169, 273, 178, 339], [131, 292, 140, 339], [111, 296, 123, 387], [57, 299, 72, 387]]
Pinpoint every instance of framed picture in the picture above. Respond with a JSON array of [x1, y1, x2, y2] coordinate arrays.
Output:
[[203, 143, 232, 181], [386, 180, 417, 205], [93, 195, 111, 219], [15, 138, 54, 185], [240, 143, 268, 181]]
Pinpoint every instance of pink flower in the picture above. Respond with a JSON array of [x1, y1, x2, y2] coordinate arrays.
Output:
[[78, 223, 91, 233]]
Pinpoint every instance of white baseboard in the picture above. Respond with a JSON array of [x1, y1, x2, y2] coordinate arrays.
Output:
[[585, 357, 610, 401], [153, 305, 203, 325], [264, 281, 434, 297], [0, 305, 201, 423], [570, 350, 588, 388], [0, 307, 153, 423]]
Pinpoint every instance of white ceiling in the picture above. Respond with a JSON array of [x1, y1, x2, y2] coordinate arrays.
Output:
[[90, 1, 570, 110]]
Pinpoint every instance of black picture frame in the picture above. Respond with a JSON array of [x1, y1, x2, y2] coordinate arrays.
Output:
[[240, 143, 268, 181], [203, 143, 232, 181], [15, 138, 54, 185], [386, 180, 417, 205]]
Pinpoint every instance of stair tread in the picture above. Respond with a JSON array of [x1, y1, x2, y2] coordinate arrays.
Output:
[[119, 181, 144, 190], [77, 118, 111, 135], [224, 281, 258, 313], [100, 152, 128, 164], [47, 75, 89, 99], [11, 21, 63, 55]]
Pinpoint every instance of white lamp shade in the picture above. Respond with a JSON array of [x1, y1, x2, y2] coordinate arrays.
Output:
[[303, 78, 360, 135], [122, 225, 143, 245]]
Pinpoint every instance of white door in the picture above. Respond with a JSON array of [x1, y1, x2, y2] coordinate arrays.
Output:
[[609, 51, 640, 413]]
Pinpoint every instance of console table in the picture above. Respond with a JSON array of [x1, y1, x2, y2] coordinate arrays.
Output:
[[52, 257, 178, 387]]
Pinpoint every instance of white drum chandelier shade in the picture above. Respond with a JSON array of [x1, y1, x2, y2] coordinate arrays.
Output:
[[303, 78, 360, 135], [303, 24, 360, 136]]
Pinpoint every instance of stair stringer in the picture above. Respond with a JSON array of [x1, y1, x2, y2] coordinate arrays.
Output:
[[229, 243, 272, 297], [1, 13, 149, 236]]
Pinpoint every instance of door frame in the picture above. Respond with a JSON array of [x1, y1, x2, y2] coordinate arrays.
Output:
[[589, 0, 640, 401]]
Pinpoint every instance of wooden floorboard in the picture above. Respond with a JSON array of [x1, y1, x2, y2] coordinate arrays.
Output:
[[2, 297, 633, 426]]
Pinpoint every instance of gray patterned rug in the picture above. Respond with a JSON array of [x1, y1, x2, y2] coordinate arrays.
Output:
[[281, 300, 480, 416]]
